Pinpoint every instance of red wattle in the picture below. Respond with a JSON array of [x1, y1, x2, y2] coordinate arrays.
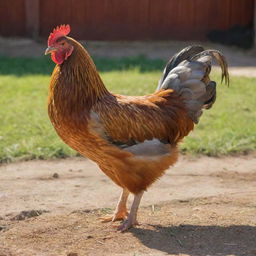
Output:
[[51, 51, 65, 65]]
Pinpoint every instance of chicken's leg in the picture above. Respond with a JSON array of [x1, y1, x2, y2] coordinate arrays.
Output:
[[118, 191, 144, 232], [100, 188, 129, 222]]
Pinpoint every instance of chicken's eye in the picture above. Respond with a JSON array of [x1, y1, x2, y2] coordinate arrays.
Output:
[[61, 42, 65, 46]]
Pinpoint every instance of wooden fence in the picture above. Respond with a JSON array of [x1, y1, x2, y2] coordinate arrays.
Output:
[[0, 0, 254, 40]]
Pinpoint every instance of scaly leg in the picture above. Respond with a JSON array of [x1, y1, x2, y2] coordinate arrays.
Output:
[[100, 188, 129, 222], [118, 191, 144, 232]]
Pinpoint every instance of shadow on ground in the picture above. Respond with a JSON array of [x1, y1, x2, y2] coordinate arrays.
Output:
[[131, 224, 256, 256]]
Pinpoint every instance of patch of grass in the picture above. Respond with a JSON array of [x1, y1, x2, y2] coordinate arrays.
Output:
[[0, 56, 255, 162], [0, 55, 165, 75]]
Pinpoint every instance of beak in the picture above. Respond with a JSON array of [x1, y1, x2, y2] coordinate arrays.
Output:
[[45, 46, 57, 55]]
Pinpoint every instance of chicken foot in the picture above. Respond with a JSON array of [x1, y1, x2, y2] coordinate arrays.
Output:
[[118, 191, 144, 232], [100, 188, 129, 222]]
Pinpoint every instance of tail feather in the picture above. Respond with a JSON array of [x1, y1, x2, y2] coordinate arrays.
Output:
[[157, 45, 205, 90], [191, 50, 229, 85], [201, 81, 217, 109], [158, 46, 229, 123]]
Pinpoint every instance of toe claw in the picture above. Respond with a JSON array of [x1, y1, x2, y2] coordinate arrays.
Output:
[[99, 215, 113, 223], [99, 211, 128, 223], [117, 219, 139, 232]]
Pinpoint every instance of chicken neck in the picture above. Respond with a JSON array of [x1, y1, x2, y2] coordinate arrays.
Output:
[[48, 39, 111, 125]]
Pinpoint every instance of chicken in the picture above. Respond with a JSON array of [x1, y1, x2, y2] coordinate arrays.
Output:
[[45, 25, 229, 231]]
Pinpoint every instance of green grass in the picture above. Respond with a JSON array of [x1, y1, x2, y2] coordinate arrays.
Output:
[[0, 56, 255, 162]]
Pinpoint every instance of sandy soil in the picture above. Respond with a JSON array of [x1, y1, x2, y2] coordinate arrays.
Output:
[[0, 155, 256, 256], [1, 37, 256, 77]]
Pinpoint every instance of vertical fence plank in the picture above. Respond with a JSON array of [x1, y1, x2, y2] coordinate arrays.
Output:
[[25, 0, 39, 38], [254, 0, 256, 46], [0, 0, 26, 36]]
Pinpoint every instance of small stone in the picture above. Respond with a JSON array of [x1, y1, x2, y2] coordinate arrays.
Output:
[[67, 253, 78, 256], [52, 173, 59, 179], [0, 226, 6, 231]]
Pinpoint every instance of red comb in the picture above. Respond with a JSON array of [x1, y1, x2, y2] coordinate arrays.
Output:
[[48, 24, 71, 46]]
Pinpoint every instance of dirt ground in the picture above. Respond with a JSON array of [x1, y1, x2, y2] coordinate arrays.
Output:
[[1, 37, 256, 77], [0, 155, 256, 256]]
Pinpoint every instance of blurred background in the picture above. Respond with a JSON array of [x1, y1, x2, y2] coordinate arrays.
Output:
[[0, 0, 255, 46], [0, 0, 255, 162]]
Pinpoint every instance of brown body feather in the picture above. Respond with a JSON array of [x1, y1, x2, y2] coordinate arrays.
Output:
[[48, 38, 195, 194]]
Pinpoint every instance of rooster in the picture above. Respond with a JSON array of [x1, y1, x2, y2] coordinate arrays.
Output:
[[45, 25, 229, 231]]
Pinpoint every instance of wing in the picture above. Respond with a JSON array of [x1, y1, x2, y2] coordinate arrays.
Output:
[[90, 90, 194, 151]]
